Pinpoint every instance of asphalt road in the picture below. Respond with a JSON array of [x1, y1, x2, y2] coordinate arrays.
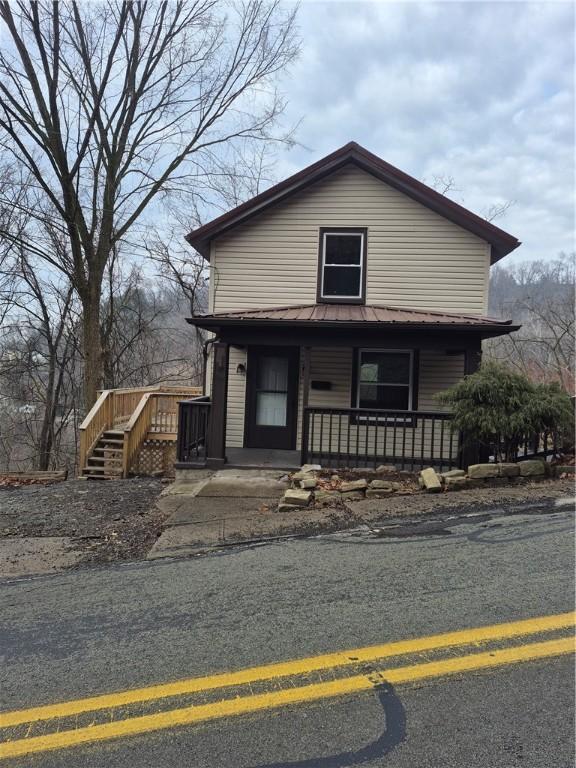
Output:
[[1, 495, 574, 767]]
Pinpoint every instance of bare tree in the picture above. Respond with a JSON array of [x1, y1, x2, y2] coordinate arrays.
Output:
[[0, 0, 299, 408], [99, 258, 202, 389], [487, 254, 575, 393], [484, 200, 515, 223], [428, 174, 459, 196], [426, 173, 515, 223], [0, 247, 80, 471]]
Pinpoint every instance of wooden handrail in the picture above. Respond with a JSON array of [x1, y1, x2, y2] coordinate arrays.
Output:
[[97, 385, 202, 396], [78, 390, 114, 473], [122, 393, 154, 477]]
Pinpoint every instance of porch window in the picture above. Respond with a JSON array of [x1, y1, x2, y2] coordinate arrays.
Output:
[[356, 350, 414, 412], [318, 228, 366, 303]]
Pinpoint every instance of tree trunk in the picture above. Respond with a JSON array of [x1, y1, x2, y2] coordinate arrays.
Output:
[[82, 288, 103, 411], [37, 377, 55, 471]]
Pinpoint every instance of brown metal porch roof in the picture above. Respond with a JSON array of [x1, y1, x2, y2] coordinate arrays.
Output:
[[188, 303, 519, 334]]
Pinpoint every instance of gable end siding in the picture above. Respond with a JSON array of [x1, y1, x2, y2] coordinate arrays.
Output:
[[210, 165, 490, 315]]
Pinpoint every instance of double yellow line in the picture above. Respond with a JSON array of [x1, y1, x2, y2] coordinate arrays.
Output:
[[1, 612, 574, 760]]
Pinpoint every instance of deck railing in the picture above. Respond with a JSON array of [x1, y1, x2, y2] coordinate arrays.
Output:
[[79, 386, 202, 476], [176, 396, 211, 465], [302, 406, 459, 472]]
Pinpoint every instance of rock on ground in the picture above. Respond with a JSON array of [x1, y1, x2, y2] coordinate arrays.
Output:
[[468, 464, 499, 479], [420, 467, 442, 492], [519, 460, 546, 477]]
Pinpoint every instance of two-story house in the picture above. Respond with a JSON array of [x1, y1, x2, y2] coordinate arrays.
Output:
[[178, 142, 520, 471]]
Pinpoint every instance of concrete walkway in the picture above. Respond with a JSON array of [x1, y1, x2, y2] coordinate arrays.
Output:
[[148, 468, 361, 558]]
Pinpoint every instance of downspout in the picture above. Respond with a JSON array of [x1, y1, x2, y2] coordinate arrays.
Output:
[[202, 336, 219, 395]]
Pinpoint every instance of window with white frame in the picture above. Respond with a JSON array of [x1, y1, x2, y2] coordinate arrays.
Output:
[[356, 350, 413, 411], [319, 229, 365, 302]]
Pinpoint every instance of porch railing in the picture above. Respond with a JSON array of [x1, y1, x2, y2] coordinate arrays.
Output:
[[486, 430, 561, 464], [176, 396, 211, 464], [302, 406, 459, 472]]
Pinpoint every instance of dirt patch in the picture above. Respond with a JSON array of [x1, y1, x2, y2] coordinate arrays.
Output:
[[0, 537, 82, 577], [0, 478, 167, 572]]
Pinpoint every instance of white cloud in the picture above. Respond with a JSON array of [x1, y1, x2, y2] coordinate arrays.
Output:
[[275, 1, 575, 264]]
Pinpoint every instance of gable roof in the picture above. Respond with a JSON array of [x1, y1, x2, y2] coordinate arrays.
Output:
[[186, 141, 521, 263]]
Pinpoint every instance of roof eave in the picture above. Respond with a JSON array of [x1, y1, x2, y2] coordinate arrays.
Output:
[[187, 316, 521, 337]]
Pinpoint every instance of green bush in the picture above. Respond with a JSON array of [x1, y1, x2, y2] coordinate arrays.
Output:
[[436, 362, 574, 462]]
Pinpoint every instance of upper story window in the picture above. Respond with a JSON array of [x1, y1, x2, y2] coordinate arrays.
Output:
[[317, 227, 367, 304]]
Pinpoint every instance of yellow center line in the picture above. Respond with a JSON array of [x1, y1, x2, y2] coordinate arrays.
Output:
[[1, 636, 573, 760], [1, 611, 574, 729]]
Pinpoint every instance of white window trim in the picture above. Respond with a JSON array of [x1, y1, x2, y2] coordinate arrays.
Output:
[[356, 348, 414, 417], [320, 231, 364, 300]]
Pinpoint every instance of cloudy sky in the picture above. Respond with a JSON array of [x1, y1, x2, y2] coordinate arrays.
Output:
[[274, 1, 574, 265]]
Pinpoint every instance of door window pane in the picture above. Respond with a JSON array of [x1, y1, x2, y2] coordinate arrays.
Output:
[[256, 356, 289, 426], [257, 357, 288, 391], [256, 392, 287, 426]]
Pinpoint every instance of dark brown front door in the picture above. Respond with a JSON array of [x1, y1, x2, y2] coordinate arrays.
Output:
[[245, 346, 299, 450]]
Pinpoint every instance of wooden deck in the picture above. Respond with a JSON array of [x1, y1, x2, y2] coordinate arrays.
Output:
[[79, 386, 202, 478]]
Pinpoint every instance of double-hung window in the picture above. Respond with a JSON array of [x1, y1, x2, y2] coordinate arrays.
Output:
[[356, 350, 414, 413], [318, 228, 366, 303]]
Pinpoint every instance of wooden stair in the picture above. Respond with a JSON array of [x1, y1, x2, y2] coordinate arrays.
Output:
[[82, 430, 124, 479], [79, 385, 202, 479]]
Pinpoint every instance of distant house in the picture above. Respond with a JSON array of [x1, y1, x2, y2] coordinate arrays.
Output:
[[178, 142, 520, 470]]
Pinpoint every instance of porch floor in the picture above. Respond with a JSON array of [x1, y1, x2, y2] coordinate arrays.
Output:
[[225, 448, 301, 470]]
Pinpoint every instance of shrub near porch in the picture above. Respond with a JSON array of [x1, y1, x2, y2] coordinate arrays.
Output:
[[436, 362, 574, 463]]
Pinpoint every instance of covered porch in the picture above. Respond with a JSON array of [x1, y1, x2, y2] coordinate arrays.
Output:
[[176, 304, 518, 472]]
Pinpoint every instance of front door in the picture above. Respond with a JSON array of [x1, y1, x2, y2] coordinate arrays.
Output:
[[245, 347, 299, 450]]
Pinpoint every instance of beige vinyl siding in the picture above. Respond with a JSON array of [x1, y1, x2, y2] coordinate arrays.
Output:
[[225, 346, 463, 461], [211, 165, 490, 315], [418, 350, 465, 410], [225, 346, 247, 447], [205, 344, 247, 448]]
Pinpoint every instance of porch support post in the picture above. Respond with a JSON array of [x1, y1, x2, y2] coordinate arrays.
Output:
[[459, 340, 483, 469], [206, 341, 229, 468], [300, 346, 311, 465]]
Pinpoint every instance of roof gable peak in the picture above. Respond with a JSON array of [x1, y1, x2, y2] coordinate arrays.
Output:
[[186, 141, 520, 263]]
